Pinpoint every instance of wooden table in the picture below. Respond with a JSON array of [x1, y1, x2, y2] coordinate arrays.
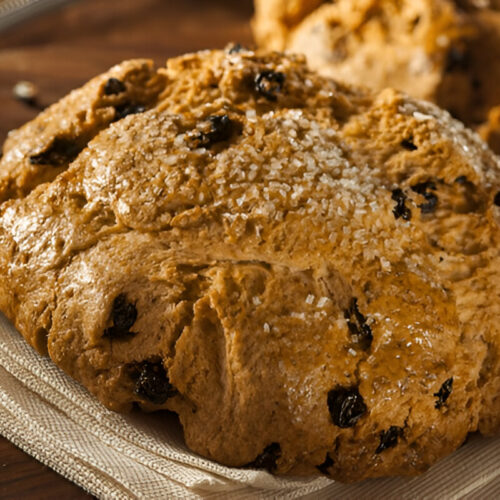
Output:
[[0, 1, 253, 497]]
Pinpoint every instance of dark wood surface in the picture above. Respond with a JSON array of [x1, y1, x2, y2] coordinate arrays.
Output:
[[0, 436, 94, 499], [0, 0, 253, 497]]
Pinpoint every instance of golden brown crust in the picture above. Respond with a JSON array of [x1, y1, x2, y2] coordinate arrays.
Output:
[[0, 48, 499, 481], [0, 59, 166, 202], [253, 0, 500, 154], [479, 106, 500, 154], [252, 0, 325, 50]]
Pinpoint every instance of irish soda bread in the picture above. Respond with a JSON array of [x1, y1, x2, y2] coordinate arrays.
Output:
[[0, 48, 499, 481], [253, 0, 500, 154]]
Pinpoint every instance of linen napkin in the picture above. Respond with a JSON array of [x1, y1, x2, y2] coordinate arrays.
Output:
[[1, 312, 499, 499], [0, 0, 76, 32]]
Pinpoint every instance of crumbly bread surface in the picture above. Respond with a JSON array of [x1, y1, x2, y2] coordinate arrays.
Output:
[[253, 0, 500, 154], [0, 48, 499, 481]]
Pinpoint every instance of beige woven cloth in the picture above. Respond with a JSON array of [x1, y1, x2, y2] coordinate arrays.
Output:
[[0, 313, 499, 499]]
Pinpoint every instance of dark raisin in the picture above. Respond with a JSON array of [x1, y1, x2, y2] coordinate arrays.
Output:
[[114, 103, 146, 121], [228, 43, 246, 54], [434, 377, 453, 409], [104, 78, 126, 95], [419, 192, 438, 213], [245, 443, 281, 472], [103, 326, 134, 339], [29, 137, 82, 166], [391, 188, 412, 221], [455, 175, 479, 199], [316, 453, 334, 475], [401, 137, 418, 151], [344, 298, 373, 350], [347, 321, 360, 336], [411, 181, 436, 194], [254, 70, 285, 101], [375, 426, 404, 454], [411, 181, 438, 214], [494, 191, 500, 207], [358, 323, 373, 349], [135, 361, 176, 404], [111, 294, 137, 331], [103, 294, 137, 339], [327, 387, 367, 428], [391, 188, 406, 201], [445, 47, 470, 72], [194, 115, 235, 148]]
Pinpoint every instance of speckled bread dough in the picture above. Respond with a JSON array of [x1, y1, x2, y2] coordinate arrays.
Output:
[[252, 0, 500, 154], [0, 48, 499, 482]]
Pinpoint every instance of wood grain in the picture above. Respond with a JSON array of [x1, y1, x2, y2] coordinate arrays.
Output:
[[0, 436, 94, 499], [0, 0, 253, 497]]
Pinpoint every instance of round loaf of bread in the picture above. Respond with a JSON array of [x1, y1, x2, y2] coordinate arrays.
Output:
[[0, 47, 499, 481], [253, 0, 500, 154]]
